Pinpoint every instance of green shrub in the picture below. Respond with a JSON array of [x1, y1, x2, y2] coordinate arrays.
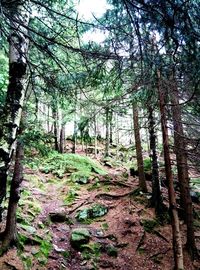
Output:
[[143, 158, 152, 172]]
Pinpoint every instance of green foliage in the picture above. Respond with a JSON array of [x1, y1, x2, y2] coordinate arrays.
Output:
[[143, 158, 152, 172], [23, 126, 53, 158], [17, 188, 42, 224], [101, 222, 109, 231], [141, 219, 159, 233], [40, 152, 107, 179], [63, 188, 78, 205], [81, 242, 101, 260], [0, 51, 8, 106]]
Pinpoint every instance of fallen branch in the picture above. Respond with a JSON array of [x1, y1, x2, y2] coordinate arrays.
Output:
[[67, 200, 91, 215], [149, 248, 170, 259], [136, 230, 146, 251], [154, 230, 169, 243]]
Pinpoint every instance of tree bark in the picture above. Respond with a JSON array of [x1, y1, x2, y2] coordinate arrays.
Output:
[[170, 76, 196, 257], [52, 102, 59, 151], [109, 110, 113, 145], [104, 107, 110, 157], [94, 114, 98, 158], [157, 70, 184, 270], [59, 124, 65, 154], [132, 103, 147, 192], [0, 2, 29, 220], [148, 105, 163, 216], [1, 137, 24, 252]]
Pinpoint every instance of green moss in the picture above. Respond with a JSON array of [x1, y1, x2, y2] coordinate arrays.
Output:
[[39, 152, 107, 178], [63, 188, 78, 205], [76, 204, 108, 223], [141, 218, 159, 233]]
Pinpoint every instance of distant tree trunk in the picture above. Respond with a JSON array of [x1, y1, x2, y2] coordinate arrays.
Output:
[[1, 136, 24, 252], [0, 2, 29, 220], [132, 103, 147, 192], [148, 105, 163, 216], [109, 110, 113, 145], [72, 91, 78, 154], [47, 104, 50, 133], [104, 107, 110, 157], [59, 124, 65, 154], [94, 114, 98, 158], [157, 70, 184, 270], [52, 102, 59, 151], [170, 75, 196, 257]]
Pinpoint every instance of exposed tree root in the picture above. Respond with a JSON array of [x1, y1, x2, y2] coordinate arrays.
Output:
[[95, 190, 135, 199]]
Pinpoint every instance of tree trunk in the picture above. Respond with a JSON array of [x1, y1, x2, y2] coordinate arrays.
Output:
[[148, 105, 163, 216], [109, 110, 113, 145], [59, 124, 65, 154], [52, 102, 59, 151], [170, 76, 196, 257], [94, 114, 98, 158], [132, 103, 147, 192], [157, 70, 184, 270], [0, 2, 29, 220], [1, 137, 24, 252], [104, 107, 110, 157]]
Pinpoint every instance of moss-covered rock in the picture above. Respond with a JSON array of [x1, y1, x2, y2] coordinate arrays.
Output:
[[70, 228, 90, 250], [76, 204, 108, 222]]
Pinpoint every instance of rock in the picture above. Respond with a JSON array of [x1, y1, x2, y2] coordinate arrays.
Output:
[[190, 190, 200, 203], [49, 212, 66, 222], [106, 245, 118, 257], [76, 204, 108, 222], [53, 244, 66, 253], [75, 176, 89, 184], [100, 243, 118, 257], [70, 228, 90, 250]]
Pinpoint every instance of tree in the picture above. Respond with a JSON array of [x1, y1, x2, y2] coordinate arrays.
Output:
[[158, 69, 184, 270], [132, 102, 147, 192], [0, 1, 30, 219]]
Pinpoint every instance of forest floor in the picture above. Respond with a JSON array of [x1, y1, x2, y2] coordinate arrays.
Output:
[[0, 145, 200, 270]]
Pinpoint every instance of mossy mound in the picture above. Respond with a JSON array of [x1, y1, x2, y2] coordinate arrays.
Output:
[[40, 152, 107, 179]]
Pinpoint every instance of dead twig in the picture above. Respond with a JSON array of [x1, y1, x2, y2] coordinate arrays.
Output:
[[136, 230, 146, 251]]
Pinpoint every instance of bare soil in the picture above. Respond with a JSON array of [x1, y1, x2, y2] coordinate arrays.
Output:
[[0, 149, 200, 270]]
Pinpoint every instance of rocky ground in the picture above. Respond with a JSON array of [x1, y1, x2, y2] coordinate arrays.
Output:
[[0, 149, 200, 270]]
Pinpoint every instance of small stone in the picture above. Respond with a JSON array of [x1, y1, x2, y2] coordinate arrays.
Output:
[[53, 244, 66, 253]]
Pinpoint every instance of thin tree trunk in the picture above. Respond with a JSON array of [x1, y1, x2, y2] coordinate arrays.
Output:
[[94, 114, 98, 158], [170, 76, 196, 257], [0, 2, 29, 220], [148, 105, 164, 216], [52, 102, 59, 151], [47, 104, 50, 133], [105, 107, 110, 157], [157, 70, 184, 270], [59, 125, 65, 153], [109, 110, 113, 145], [132, 103, 147, 192], [1, 137, 24, 252]]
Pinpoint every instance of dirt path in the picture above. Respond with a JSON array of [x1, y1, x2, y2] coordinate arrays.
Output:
[[0, 166, 199, 270]]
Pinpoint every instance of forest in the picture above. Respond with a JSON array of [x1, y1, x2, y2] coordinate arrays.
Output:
[[0, 0, 200, 269]]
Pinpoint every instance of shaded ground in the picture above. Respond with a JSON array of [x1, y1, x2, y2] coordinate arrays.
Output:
[[0, 152, 200, 270]]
